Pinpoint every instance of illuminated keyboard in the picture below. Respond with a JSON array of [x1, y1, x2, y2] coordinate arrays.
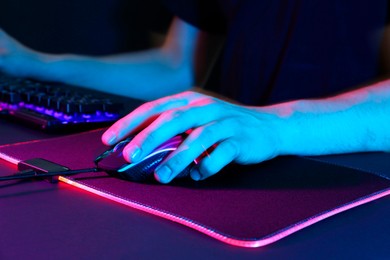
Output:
[[0, 72, 124, 131]]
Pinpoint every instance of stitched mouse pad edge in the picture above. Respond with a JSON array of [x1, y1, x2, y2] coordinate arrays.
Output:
[[58, 175, 390, 248], [1, 129, 390, 248]]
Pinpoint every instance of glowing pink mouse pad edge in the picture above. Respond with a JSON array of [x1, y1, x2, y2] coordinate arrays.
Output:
[[1, 129, 389, 248]]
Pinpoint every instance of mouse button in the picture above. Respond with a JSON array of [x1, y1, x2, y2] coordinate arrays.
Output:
[[94, 150, 109, 161], [96, 151, 128, 171], [118, 151, 169, 182], [118, 164, 154, 182], [93, 137, 132, 164], [112, 137, 132, 153], [155, 134, 184, 151], [94, 147, 114, 165]]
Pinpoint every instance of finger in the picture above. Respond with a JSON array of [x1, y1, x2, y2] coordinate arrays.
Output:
[[154, 121, 234, 183], [102, 91, 200, 145], [122, 101, 223, 164], [194, 139, 240, 181]]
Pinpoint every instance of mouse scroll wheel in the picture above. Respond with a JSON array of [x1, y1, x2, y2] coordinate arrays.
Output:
[[113, 139, 131, 153]]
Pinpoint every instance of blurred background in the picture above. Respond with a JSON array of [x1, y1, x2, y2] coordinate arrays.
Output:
[[0, 0, 173, 55]]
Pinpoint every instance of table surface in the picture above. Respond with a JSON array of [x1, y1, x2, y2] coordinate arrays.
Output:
[[1, 118, 390, 259]]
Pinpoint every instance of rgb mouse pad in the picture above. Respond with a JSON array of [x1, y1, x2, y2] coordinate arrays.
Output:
[[1, 129, 390, 247]]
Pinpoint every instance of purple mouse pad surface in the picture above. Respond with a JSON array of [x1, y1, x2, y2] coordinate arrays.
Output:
[[1, 129, 390, 247]]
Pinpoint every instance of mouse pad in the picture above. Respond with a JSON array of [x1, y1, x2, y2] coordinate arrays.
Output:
[[1, 129, 390, 248]]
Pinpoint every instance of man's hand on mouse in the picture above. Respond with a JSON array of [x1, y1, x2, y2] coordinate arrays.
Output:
[[102, 91, 283, 183]]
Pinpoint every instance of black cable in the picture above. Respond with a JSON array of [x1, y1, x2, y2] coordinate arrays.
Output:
[[0, 168, 100, 181]]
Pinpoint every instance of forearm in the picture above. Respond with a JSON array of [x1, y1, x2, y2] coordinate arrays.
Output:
[[23, 48, 193, 101], [259, 81, 390, 156], [0, 18, 198, 101]]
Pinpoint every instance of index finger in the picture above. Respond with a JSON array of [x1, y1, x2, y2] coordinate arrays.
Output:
[[102, 91, 202, 145]]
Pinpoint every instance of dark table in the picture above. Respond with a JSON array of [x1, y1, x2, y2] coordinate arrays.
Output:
[[1, 118, 390, 259]]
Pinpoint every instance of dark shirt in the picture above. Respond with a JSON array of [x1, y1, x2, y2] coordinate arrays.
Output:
[[162, 0, 388, 105]]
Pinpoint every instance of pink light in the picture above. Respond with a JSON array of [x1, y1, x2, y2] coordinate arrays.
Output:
[[59, 175, 390, 248], [1, 142, 389, 248], [0, 152, 20, 165]]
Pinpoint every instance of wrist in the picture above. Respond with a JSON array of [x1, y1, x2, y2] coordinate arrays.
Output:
[[260, 99, 363, 157], [257, 100, 307, 156], [28, 52, 74, 81]]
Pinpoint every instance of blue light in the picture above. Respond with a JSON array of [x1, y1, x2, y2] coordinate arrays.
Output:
[[0, 101, 120, 124]]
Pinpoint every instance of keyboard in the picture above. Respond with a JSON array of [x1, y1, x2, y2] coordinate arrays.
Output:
[[0, 72, 124, 131]]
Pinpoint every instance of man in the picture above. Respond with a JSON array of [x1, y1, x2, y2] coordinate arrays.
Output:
[[1, 1, 389, 183]]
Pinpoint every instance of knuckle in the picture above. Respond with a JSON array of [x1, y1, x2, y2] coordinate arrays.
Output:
[[165, 153, 188, 173], [162, 108, 191, 126], [115, 118, 130, 130], [137, 101, 156, 113], [199, 125, 219, 140], [142, 131, 159, 147], [222, 140, 240, 159], [108, 120, 129, 138], [168, 109, 185, 120], [167, 152, 186, 167]]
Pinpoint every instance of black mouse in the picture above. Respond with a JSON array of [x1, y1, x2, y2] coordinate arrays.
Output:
[[94, 134, 192, 182]]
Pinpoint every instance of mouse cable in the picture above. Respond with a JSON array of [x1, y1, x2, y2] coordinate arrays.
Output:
[[0, 168, 101, 181], [0, 158, 102, 182]]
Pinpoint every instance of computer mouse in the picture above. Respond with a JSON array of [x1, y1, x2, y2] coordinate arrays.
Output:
[[94, 134, 192, 182]]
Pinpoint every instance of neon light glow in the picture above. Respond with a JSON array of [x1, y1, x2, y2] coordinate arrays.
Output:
[[58, 175, 390, 248], [118, 148, 176, 172], [1, 148, 390, 248], [0, 152, 21, 165], [0, 97, 121, 125]]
